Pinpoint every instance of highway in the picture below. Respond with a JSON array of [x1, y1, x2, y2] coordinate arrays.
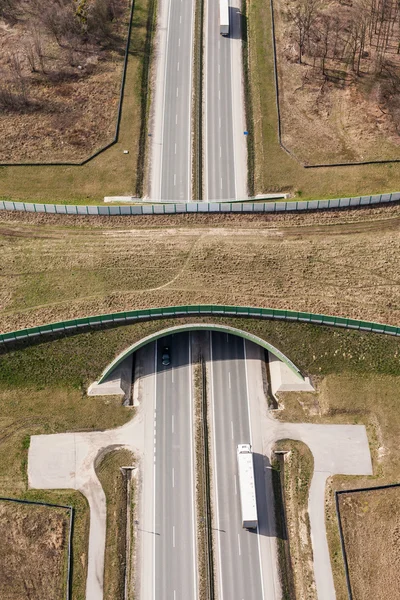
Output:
[[154, 334, 197, 598], [138, 334, 197, 599], [150, 0, 194, 201], [209, 332, 265, 599], [204, 0, 247, 200]]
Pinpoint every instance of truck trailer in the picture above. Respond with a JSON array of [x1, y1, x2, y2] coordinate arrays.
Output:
[[220, 0, 229, 35], [237, 444, 258, 529]]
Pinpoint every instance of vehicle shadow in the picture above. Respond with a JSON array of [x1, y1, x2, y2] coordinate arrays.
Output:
[[252, 452, 288, 540], [228, 6, 243, 41]]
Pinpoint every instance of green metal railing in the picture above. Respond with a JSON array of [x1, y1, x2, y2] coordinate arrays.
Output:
[[1, 305, 399, 346]]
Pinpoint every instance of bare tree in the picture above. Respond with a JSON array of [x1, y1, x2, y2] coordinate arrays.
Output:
[[289, 0, 320, 63]]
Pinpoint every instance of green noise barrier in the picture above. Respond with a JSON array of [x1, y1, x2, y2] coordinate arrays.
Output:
[[1, 305, 399, 346]]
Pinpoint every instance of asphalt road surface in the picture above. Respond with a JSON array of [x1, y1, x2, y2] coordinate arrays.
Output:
[[204, 0, 247, 200], [150, 0, 194, 201], [153, 334, 197, 599], [210, 332, 265, 600]]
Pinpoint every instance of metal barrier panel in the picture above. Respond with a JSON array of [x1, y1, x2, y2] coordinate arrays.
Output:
[[328, 198, 340, 208], [97, 206, 109, 215], [1, 305, 400, 343]]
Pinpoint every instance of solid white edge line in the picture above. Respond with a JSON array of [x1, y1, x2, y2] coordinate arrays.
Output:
[[243, 339, 266, 600], [230, 0, 238, 199], [210, 331, 224, 600], [203, 0, 209, 201], [188, 0, 195, 200], [153, 339, 158, 600], [189, 332, 198, 599], [158, 0, 173, 200]]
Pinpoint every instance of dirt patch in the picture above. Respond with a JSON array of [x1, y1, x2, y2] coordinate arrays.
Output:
[[0, 500, 70, 600], [338, 486, 400, 599], [0, 0, 130, 163]]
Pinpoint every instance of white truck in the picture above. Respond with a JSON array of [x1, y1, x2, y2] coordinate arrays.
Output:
[[237, 444, 258, 529], [220, 0, 229, 36]]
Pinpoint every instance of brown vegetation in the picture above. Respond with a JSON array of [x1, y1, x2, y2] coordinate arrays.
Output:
[[0, 0, 129, 162], [338, 486, 400, 599], [277, 372, 400, 599], [274, 440, 316, 600], [0, 204, 400, 332], [96, 449, 135, 600], [276, 0, 400, 163], [0, 500, 69, 600]]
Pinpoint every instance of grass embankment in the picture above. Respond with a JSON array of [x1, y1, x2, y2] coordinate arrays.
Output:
[[273, 440, 316, 600], [1, 205, 400, 331], [0, 0, 153, 204], [96, 449, 135, 600], [248, 0, 400, 198], [337, 486, 400, 600], [0, 500, 70, 600]]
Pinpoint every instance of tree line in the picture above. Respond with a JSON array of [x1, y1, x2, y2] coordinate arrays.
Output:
[[288, 0, 400, 79]]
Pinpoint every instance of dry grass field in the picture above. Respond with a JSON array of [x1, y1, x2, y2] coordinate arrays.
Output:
[[273, 0, 400, 165], [248, 0, 400, 198], [1, 204, 400, 332], [0, 500, 69, 600], [338, 486, 400, 599], [277, 371, 400, 598], [0, 0, 130, 163], [0, 0, 151, 202]]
